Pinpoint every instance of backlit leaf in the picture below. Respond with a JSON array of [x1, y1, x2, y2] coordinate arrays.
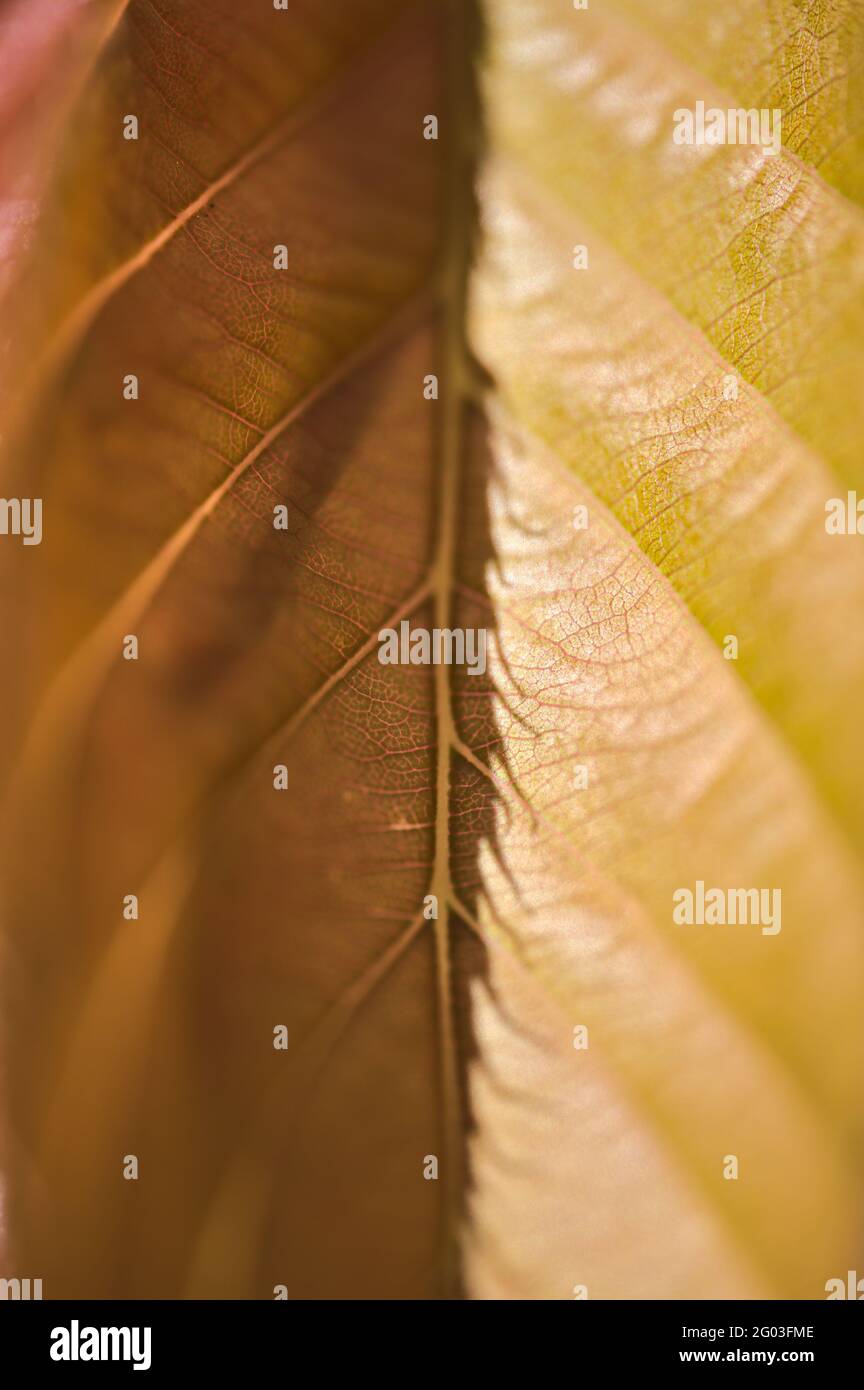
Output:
[[1, 0, 862, 1303]]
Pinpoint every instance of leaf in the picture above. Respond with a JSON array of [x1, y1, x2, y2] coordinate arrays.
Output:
[[0, 0, 132, 1283], [2, 0, 487, 1300], [464, 0, 864, 1298], [462, 408, 863, 1298], [0, 0, 128, 313], [480, 0, 864, 489], [2, 0, 863, 1304]]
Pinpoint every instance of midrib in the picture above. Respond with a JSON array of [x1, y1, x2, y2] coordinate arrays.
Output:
[[428, 0, 481, 1298]]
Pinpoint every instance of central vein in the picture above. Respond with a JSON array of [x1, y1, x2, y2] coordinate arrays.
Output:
[[428, 0, 481, 1299]]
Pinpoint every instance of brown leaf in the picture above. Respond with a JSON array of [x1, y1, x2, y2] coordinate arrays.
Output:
[[3, 0, 490, 1300]]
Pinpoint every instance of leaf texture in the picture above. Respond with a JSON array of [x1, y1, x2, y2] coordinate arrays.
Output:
[[1, 0, 862, 1304], [464, 0, 864, 1298], [3, 0, 489, 1300]]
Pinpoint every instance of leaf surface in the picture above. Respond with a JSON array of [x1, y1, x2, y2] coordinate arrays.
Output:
[[463, 0, 864, 1297], [3, 0, 488, 1300], [1, 0, 862, 1303]]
